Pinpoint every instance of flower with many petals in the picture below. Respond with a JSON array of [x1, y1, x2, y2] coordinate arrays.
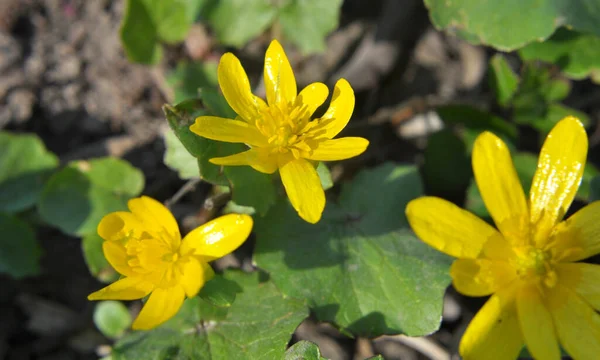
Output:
[[406, 117, 600, 359], [190, 40, 369, 224], [88, 196, 253, 330]]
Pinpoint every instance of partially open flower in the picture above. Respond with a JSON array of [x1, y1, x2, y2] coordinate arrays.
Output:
[[88, 196, 253, 330]]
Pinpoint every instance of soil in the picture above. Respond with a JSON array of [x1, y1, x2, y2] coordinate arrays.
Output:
[[1, 0, 597, 359]]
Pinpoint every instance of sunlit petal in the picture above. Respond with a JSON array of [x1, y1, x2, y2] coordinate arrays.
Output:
[[451, 258, 516, 297], [209, 148, 278, 174], [128, 196, 181, 247], [530, 116, 588, 247], [406, 197, 500, 259], [218, 53, 268, 122], [178, 257, 209, 298], [191, 116, 267, 147], [312, 79, 355, 139], [472, 132, 529, 246], [516, 285, 560, 360], [102, 241, 136, 277], [305, 137, 369, 161], [87, 277, 154, 301], [279, 158, 325, 224], [132, 286, 185, 330], [180, 214, 253, 261], [297, 82, 329, 116], [264, 39, 297, 107], [548, 284, 600, 359], [547, 201, 600, 262], [97, 211, 142, 242], [459, 286, 523, 360], [556, 263, 600, 310]]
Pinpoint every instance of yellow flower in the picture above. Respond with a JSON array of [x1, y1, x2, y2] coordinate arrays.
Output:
[[87, 196, 253, 330], [406, 117, 600, 359], [190, 40, 369, 224]]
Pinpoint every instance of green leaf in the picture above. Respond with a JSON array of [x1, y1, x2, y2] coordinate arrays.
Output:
[[0, 132, 58, 213], [82, 232, 118, 283], [424, 0, 600, 51], [285, 341, 327, 360], [489, 54, 519, 107], [120, 0, 162, 65], [167, 61, 218, 103], [113, 271, 308, 360], [163, 100, 244, 186], [316, 162, 334, 190], [529, 103, 590, 136], [423, 130, 472, 197], [225, 167, 276, 215], [520, 28, 600, 81], [204, 0, 278, 48], [198, 274, 243, 307], [467, 153, 599, 217], [0, 214, 42, 278], [163, 129, 200, 180], [278, 0, 343, 53], [590, 176, 600, 202], [254, 163, 452, 337], [39, 158, 144, 236], [94, 301, 132, 338]]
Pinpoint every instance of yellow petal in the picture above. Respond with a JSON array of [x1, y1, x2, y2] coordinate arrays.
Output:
[[405, 197, 501, 259], [556, 263, 600, 310], [548, 284, 600, 359], [97, 211, 142, 242], [459, 286, 523, 360], [128, 196, 181, 247], [296, 82, 329, 117], [132, 286, 185, 330], [209, 148, 278, 174], [264, 39, 296, 107], [191, 116, 267, 147], [218, 53, 268, 123], [177, 257, 210, 298], [305, 137, 369, 161], [547, 201, 600, 262], [530, 116, 588, 247], [279, 158, 325, 224], [451, 259, 516, 297], [472, 132, 529, 246], [102, 241, 136, 277], [88, 277, 154, 301], [312, 79, 355, 139], [516, 285, 561, 360], [180, 214, 253, 261]]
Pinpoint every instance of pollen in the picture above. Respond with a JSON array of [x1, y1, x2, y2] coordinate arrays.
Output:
[[513, 246, 557, 288]]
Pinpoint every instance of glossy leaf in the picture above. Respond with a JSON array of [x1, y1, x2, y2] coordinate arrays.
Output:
[[225, 166, 277, 216], [425, 0, 600, 51], [489, 54, 519, 107], [112, 271, 308, 360], [254, 163, 452, 337], [0, 132, 58, 213], [285, 341, 327, 360], [163, 129, 200, 180], [94, 301, 132, 338], [520, 28, 600, 81], [0, 214, 41, 278], [167, 61, 218, 103], [82, 232, 118, 283], [39, 158, 144, 236]]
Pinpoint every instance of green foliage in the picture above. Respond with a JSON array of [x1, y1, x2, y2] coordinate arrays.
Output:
[[316, 162, 334, 190], [203, 0, 343, 53], [167, 61, 218, 104], [163, 129, 200, 180], [82, 232, 118, 283], [112, 271, 308, 360], [488, 55, 519, 107], [424, 0, 600, 51], [520, 28, 600, 82], [39, 158, 144, 236], [285, 341, 327, 360], [591, 176, 600, 203], [94, 301, 132, 338], [0, 214, 42, 278], [0, 132, 58, 213], [120, 0, 205, 64], [254, 163, 452, 337], [225, 167, 276, 216]]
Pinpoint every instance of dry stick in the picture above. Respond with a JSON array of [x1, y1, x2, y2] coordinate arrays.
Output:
[[378, 335, 450, 360], [165, 178, 202, 209]]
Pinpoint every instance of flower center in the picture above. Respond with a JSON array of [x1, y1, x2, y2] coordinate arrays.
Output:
[[513, 247, 557, 288], [124, 232, 184, 286], [254, 103, 315, 155]]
